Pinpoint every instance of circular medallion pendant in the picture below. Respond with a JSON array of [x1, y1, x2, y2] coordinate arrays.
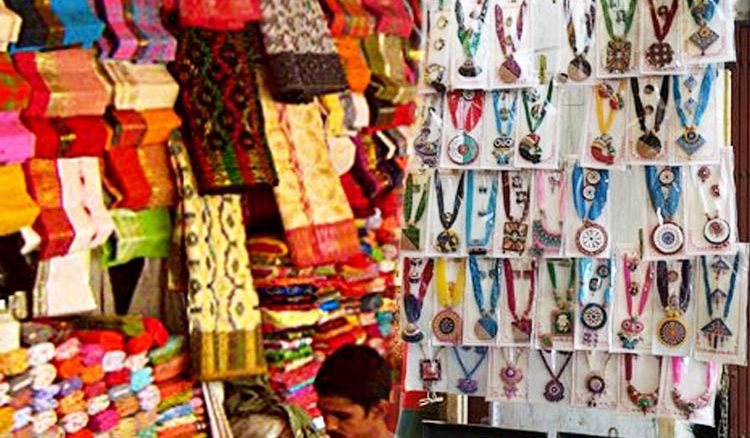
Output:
[[457, 378, 479, 394], [544, 380, 565, 402], [474, 316, 498, 341], [704, 217, 730, 246], [401, 323, 425, 343], [576, 222, 608, 256], [586, 374, 606, 395], [435, 229, 460, 253], [581, 303, 607, 330], [657, 317, 687, 347], [636, 133, 662, 159], [567, 56, 592, 82], [590, 134, 615, 165], [499, 57, 522, 83], [651, 222, 684, 255], [447, 134, 479, 165], [432, 308, 462, 343], [645, 42, 674, 69], [500, 365, 523, 386]]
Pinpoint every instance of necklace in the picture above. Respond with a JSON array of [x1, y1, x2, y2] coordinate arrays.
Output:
[[494, 0, 527, 83], [600, 0, 638, 73], [687, 0, 720, 55], [468, 256, 501, 340], [414, 94, 443, 166], [491, 90, 518, 166], [670, 357, 717, 419], [583, 352, 613, 407], [539, 350, 573, 402], [673, 64, 716, 156], [452, 346, 488, 394], [630, 76, 670, 159], [418, 344, 445, 396], [645, 166, 684, 255], [433, 258, 466, 343], [696, 166, 731, 247], [563, 0, 596, 82], [501, 171, 531, 255], [499, 347, 525, 399], [402, 172, 430, 251], [617, 255, 654, 350], [466, 170, 498, 254], [401, 258, 434, 343], [519, 80, 554, 164], [645, 0, 679, 68], [548, 260, 575, 338], [572, 166, 609, 256], [700, 254, 740, 348], [625, 354, 660, 414], [434, 170, 466, 253], [455, 0, 490, 77], [532, 170, 564, 256], [447, 90, 484, 165], [656, 260, 692, 348], [578, 258, 612, 346], [504, 258, 536, 341], [590, 81, 626, 166]]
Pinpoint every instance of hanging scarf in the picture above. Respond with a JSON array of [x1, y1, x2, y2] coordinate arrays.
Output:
[[5, 0, 104, 52], [259, 0, 348, 103], [257, 74, 360, 267], [173, 0, 261, 30], [168, 131, 265, 380], [172, 25, 278, 194]]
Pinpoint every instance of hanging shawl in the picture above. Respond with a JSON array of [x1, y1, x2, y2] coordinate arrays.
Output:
[[259, 0, 348, 103], [257, 75, 360, 267], [5, 0, 104, 52], [172, 0, 261, 30], [168, 131, 265, 381], [172, 25, 277, 194]]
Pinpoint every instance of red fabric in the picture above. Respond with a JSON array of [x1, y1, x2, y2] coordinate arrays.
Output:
[[152, 354, 187, 383], [71, 331, 125, 352], [177, 0, 262, 29], [104, 368, 131, 387], [0, 53, 31, 111], [11, 53, 51, 118], [84, 381, 107, 398], [106, 147, 152, 209], [339, 172, 373, 218], [142, 317, 169, 347], [55, 356, 83, 379], [25, 117, 109, 158], [126, 332, 154, 355], [67, 430, 94, 438]]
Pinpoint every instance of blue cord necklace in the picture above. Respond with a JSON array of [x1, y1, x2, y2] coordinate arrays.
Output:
[[466, 170, 498, 254], [700, 254, 740, 348], [452, 346, 488, 394], [491, 90, 518, 165], [673, 64, 716, 155], [645, 166, 684, 255], [572, 165, 609, 256], [578, 258, 612, 347], [468, 256, 501, 341]]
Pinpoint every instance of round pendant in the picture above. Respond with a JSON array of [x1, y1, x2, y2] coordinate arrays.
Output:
[[474, 316, 498, 341], [636, 133, 662, 159], [447, 134, 479, 165], [401, 323, 425, 343], [581, 303, 607, 331], [432, 308, 462, 343], [585, 170, 601, 186], [645, 42, 674, 69], [651, 222, 684, 255], [576, 222, 608, 256], [567, 56, 592, 82], [519, 133, 542, 164], [435, 229, 460, 253], [591, 134, 615, 165], [658, 317, 687, 347], [704, 217, 731, 246], [499, 57, 522, 83], [586, 374, 606, 395], [544, 380, 565, 402], [457, 378, 479, 394], [500, 365, 523, 385]]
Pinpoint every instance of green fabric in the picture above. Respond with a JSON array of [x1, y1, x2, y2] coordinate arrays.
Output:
[[101, 208, 172, 267], [74, 315, 145, 337]]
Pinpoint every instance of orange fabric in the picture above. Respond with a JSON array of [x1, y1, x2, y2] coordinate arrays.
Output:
[[334, 37, 371, 93]]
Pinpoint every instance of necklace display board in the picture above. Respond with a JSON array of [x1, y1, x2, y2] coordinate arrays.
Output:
[[658, 356, 720, 425]]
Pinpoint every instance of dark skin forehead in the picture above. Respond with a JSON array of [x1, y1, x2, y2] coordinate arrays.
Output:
[[318, 395, 366, 419]]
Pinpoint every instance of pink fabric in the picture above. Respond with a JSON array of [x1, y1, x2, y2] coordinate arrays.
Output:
[[97, 0, 140, 60], [0, 111, 34, 164]]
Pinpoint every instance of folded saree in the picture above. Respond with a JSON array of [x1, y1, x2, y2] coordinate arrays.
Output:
[[25, 117, 110, 159], [100, 208, 172, 267], [32, 251, 97, 317], [320, 0, 374, 37]]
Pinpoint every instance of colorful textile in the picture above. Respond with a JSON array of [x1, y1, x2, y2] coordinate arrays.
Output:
[[0, 112, 34, 164], [5, 0, 104, 52], [26, 117, 110, 159], [101, 61, 179, 111], [361, 0, 413, 38], [362, 34, 415, 104], [0, 54, 29, 111], [0, 164, 38, 236], [333, 37, 372, 94], [320, 0, 374, 37], [101, 208, 172, 267], [174, 0, 261, 29]]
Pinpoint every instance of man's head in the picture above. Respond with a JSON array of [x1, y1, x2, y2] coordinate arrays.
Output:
[[314, 345, 391, 438]]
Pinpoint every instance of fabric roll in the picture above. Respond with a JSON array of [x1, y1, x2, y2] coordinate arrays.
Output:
[[12, 406, 31, 430], [32, 394, 59, 412], [57, 390, 85, 416], [147, 336, 184, 365], [55, 356, 83, 380], [126, 332, 153, 355], [83, 381, 107, 399], [33, 383, 60, 400], [0, 348, 28, 376], [107, 384, 130, 401], [80, 364, 104, 384], [86, 394, 110, 416], [137, 385, 160, 412], [80, 345, 105, 367], [114, 393, 138, 417], [89, 408, 118, 433], [152, 354, 186, 383], [58, 377, 83, 398], [141, 318, 168, 347], [27, 342, 55, 367], [130, 367, 152, 392], [104, 368, 130, 387], [61, 411, 89, 434], [32, 409, 57, 435], [101, 350, 126, 373], [73, 331, 124, 352], [55, 338, 81, 361], [30, 363, 57, 389]]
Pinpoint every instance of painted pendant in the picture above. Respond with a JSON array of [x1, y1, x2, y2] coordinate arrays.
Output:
[[591, 134, 616, 165], [500, 365, 524, 398], [499, 57, 522, 83], [420, 359, 442, 382], [503, 221, 528, 254], [432, 308, 462, 343], [676, 127, 706, 156], [701, 317, 733, 349], [581, 303, 607, 331], [401, 322, 425, 343], [493, 135, 514, 165], [552, 310, 573, 335], [689, 25, 719, 55], [511, 318, 532, 342], [457, 378, 479, 394], [617, 317, 645, 350], [414, 130, 440, 167], [519, 133, 542, 164], [586, 373, 606, 407], [435, 228, 460, 253], [636, 132, 663, 159], [651, 222, 684, 255], [459, 59, 482, 77], [576, 222, 608, 256], [657, 316, 687, 347], [401, 225, 421, 251], [645, 41, 674, 69], [544, 380, 565, 402], [605, 38, 632, 73], [567, 55, 592, 82], [704, 217, 730, 246], [627, 385, 658, 414], [448, 133, 480, 165], [474, 315, 498, 341]]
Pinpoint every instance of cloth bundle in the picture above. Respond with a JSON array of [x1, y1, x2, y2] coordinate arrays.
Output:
[[5, 0, 104, 52]]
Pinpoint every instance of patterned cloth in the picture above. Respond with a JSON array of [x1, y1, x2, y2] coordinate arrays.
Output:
[[172, 25, 277, 194], [320, 0, 374, 37]]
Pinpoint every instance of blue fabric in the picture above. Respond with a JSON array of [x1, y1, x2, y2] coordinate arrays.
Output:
[[51, 0, 105, 48]]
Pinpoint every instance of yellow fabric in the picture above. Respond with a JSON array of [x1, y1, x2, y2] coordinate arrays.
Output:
[[435, 258, 465, 308], [0, 164, 39, 236], [261, 308, 323, 329]]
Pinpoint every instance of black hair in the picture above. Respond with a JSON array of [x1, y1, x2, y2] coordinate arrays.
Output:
[[314, 345, 391, 411]]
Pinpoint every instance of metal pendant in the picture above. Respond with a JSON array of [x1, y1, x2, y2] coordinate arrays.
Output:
[[636, 132, 663, 159], [544, 379, 565, 402], [551, 310, 573, 335], [499, 364, 524, 398], [493, 135, 514, 165], [401, 322, 425, 343], [651, 222, 685, 255], [448, 133, 479, 165], [645, 41, 675, 69], [432, 308, 462, 343], [498, 57, 522, 83], [420, 359, 442, 382], [459, 58, 482, 77], [704, 217, 731, 246], [518, 133, 542, 164], [567, 55, 592, 82], [474, 315, 498, 341], [689, 25, 719, 55], [457, 378, 479, 394], [657, 316, 687, 347], [435, 228, 460, 253], [576, 222, 608, 256], [590, 134, 616, 165], [581, 303, 608, 331], [676, 127, 706, 156], [605, 38, 633, 73]]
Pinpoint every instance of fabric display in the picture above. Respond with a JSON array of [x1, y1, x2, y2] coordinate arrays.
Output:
[[403, 0, 744, 428]]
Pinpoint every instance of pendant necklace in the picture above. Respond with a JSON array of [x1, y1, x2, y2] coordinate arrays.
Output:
[[401, 258, 434, 343], [547, 260, 576, 341], [466, 170, 498, 255], [418, 343, 445, 401], [491, 90, 518, 166], [645, 165, 684, 255], [687, 0, 720, 55], [494, 0, 527, 84], [447, 90, 484, 165], [468, 256, 501, 341], [539, 350, 573, 402], [501, 171, 531, 255], [656, 260, 691, 348], [426, 0, 450, 92], [434, 170, 466, 253], [625, 354, 660, 414], [563, 0, 596, 82], [499, 347, 525, 399], [572, 166, 609, 256], [617, 255, 654, 350], [402, 172, 430, 251], [696, 166, 731, 247], [590, 81, 626, 166], [504, 258, 536, 341], [630, 76, 670, 159], [670, 357, 717, 419], [583, 352, 613, 407], [452, 346, 488, 394], [414, 94, 443, 166], [699, 254, 740, 349], [600, 0, 638, 73], [645, 0, 679, 69], [432, 258, 466, 344], [673, 64, 716, 156], [519, 80, 554, 164], [531, 170, 564, 256], [578, 258, 612, 346], [455, 0, 490, 77]]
